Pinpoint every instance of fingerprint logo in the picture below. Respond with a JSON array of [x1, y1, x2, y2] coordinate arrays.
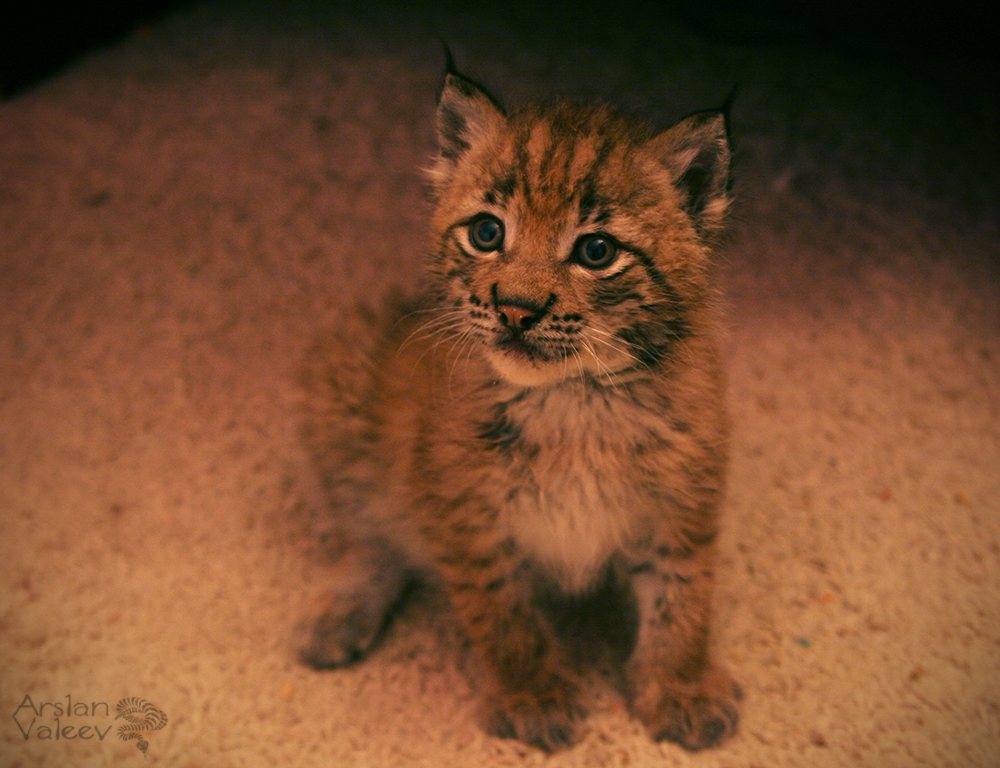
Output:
[[115, 697, 167, 759]]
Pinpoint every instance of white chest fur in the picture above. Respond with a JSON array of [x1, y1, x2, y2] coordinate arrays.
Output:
[[498, 383, 663, 593]]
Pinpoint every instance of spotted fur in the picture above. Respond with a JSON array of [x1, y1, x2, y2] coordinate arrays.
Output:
[[300, 67, 740, 753]]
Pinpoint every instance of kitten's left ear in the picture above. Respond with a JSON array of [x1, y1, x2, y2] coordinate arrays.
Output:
[[646, 112, 731, 234], [427, 64, 506, 191]]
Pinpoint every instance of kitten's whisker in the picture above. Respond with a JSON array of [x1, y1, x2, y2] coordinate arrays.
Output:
[[561, 345, 577, 386], [392, 304, 461, 339], [401, 312, 472, 378], [398, 310, 463, 352], [586, 326, 641, 373], [409, 313, 468, 352], [570, 347, 589, 408], [579, 336, 623, 393], [462, 329, 481, 373], [427, 320, 470, 353], [591, 331, 636, 389], [449, 327, 484, 393]]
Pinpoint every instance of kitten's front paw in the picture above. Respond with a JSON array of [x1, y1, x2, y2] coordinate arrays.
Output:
[[628, 666, 741, 751], [299, 603, 386, 668], [298, 545, 411, 669], [483, 677, 587, 753]]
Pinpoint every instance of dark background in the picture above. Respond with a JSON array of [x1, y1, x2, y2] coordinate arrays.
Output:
[[1, 0, 995, 99]]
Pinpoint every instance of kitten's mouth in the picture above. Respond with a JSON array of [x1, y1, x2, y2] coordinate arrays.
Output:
[[495, 336, 545, 361], [493, 331, 568, 365]]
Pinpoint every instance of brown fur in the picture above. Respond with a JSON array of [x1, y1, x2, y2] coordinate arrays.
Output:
[[299, 69, 740, 752]]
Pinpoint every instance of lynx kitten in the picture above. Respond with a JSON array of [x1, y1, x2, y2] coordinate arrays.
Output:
[[300, 64, 740, 752]]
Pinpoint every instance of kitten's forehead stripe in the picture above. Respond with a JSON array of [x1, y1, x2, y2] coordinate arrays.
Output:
[[576, 182, 616, 228], [486, 172, 517, 206], [526, 120, 554, 178], [506, 114, 626, 224], [514, 139, 533, 206], [536, 125, 560, 183]]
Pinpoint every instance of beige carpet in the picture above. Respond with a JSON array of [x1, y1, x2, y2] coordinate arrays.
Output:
[[2, 2, 998, 766]]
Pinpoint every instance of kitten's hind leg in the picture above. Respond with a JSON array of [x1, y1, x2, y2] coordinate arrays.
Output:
[[300, 538, 414, 668]]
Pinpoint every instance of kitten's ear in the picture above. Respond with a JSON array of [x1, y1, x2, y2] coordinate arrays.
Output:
[[427, 68, 505, 190], [646, 112, 731, 234]]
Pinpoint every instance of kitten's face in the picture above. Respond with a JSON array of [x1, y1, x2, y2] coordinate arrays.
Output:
[[427, 75, 730, 387]]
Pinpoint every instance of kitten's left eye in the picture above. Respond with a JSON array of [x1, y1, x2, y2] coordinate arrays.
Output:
[[468, 214, 505, 251], [573, 234, 618, 269]]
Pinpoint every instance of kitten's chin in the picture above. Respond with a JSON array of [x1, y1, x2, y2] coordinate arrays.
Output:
[[484, 349, 568, 388], [483, 345, 636, 388]]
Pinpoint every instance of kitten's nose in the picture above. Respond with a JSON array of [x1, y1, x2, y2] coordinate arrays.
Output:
[[497, 304, 538, 331]]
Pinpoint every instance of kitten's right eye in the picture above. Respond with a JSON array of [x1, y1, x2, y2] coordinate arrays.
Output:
[[573, 233, 618, 269], [468, 215, 504, 252]]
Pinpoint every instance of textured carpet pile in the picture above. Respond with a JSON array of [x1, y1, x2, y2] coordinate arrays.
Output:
[[1, 2, 997, 766]]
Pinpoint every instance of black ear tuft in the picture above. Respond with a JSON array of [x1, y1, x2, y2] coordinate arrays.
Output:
[[720, 83, 740, 125], [441, 40, 457, 77]]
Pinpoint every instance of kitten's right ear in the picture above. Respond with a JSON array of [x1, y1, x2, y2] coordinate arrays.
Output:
[[427, 57, 505, 191], [646, 111, 731, 236]]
